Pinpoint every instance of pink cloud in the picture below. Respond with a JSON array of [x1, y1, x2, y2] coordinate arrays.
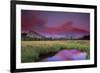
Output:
[[39, 21, 89, 34]]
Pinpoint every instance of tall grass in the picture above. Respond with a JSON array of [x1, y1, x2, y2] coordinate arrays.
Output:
[[21, 40, 90, 63]]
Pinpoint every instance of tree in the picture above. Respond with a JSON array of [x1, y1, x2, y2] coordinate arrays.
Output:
[[81, 35, 90, 40]]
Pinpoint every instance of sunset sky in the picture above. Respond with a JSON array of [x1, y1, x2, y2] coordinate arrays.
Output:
[[21, 10, 90, 38]]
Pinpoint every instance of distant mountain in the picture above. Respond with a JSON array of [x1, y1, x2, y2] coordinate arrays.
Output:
[[21, 28, 89, 40], [21, 31, 47, 40], [40, 23, 89, 34], [71, 28, 89, 33]]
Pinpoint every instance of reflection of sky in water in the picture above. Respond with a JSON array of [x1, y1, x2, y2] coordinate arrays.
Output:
[[43, 49, 87, 61]]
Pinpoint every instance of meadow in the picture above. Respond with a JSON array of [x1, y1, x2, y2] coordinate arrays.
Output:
[[21, 40, 90, 63]]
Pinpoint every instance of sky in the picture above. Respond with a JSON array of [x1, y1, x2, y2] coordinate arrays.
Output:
[[21, 10, 90, 38]]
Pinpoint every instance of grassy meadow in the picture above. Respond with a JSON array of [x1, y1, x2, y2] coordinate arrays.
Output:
[[21, 40, 90, 63]]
